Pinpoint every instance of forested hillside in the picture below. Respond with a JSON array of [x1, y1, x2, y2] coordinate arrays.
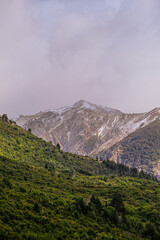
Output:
[[0, 117, 160, 240], [100, 120, 160, 179]]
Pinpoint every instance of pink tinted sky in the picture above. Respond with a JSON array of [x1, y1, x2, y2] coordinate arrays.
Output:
[[0, 0, 160, 117]]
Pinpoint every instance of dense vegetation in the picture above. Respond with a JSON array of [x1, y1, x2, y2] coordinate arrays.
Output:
[[100, 120, 160, 178], [0, 117, 160, 239], [0, 116, 103, 175], [103, 160, 158, 181]]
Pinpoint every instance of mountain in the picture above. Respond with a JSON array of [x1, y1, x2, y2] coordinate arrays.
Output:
[[0, 116, 154, 180], [0, 116, 160, 240], [100, 120, 160, 180], [16, 100, 160, 157]]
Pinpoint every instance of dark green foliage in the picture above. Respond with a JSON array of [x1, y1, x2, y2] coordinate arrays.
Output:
[[143, 222, 160, 240], [90, 194, 102, 213], [103, 206, 118, 225], [3, 177, 12, 189], [110, 191, 126, 217], [102, 159, 157, 181], [45, 163, 48, 169], [2, 114, 9, 123], [28, 128, 32, 133], [56, 143, 61, 149], [9, 119, 16, 124], [33, 202, 41, 213], [75, 198, 89, 215]]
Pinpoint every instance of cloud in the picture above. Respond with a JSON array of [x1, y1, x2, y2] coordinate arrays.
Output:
[[0, 0, 160, 117]]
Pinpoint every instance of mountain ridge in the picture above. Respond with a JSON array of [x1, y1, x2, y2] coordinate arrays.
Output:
[[16, 100, 160, 153], [16, 100, 160, 177]]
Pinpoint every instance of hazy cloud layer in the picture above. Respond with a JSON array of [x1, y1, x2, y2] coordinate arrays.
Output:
[[0, 0, 160, 117]]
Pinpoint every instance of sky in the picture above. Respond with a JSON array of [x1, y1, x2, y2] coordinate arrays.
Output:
[[0, 0, 160, 117]]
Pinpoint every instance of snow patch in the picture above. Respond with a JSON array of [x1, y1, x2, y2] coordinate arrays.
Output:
[[102, 106, 119, 114], [98, 124, 110, 137], [45, 106, 71, 114], [111, 116, 119, 127], [67, 131, 71, 142], [98, 125, 105, 137], [119, 115, 152, 136], [80, 101, 96, 111]]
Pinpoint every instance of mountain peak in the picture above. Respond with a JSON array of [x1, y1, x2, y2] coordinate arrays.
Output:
[[73, 100, 121, 114], [73, 100, 96, 110]]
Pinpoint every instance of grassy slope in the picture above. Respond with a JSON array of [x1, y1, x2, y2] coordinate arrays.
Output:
[[0, 118, 160, 240], [0, 118, 104, 175]]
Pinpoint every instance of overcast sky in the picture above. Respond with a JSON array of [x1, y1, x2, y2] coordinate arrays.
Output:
[[1, 0, 160, 117]]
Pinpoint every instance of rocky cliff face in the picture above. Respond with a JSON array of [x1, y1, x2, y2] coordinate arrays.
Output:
[[16, 100, 160, 157], [100, 120, 160, 180]]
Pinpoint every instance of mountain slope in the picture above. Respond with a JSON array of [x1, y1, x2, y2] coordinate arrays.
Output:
[[16, 100, 160, 157], [99, 120, 160, 179], [0, 119, 159, 240], [0, 116, 105, 175], [1, 153, 160, 240], [0, 116, 155, 180]]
